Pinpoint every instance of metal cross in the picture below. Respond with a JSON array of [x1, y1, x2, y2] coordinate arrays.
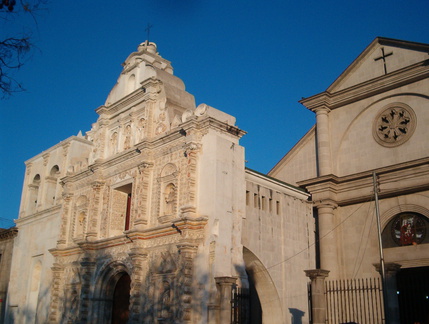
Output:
[[374, 47, 393, 75], [145, 23, 153, 45]]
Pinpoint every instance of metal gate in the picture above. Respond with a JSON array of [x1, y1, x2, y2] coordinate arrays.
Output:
[[325, 278, 384, 324], [231, 287, 249, 324]]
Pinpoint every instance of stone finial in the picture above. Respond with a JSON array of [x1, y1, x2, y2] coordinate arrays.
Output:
[[137, 41, 157, 54]]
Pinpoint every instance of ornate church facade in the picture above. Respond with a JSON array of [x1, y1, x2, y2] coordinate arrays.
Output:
[[4, 38, 429, 324], [5, 42, 313, 324]]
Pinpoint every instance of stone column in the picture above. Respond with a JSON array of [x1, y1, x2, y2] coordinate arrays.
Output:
[[316, 202, 339, 277], [314, 107, 332, 176], [215, 277, 237, 324], [177, 243, 199, 323], [375, 262, 401, 324], [78, 257, 96, 323], [48, 263, 65, 324], [129, 248, 148, 323], [135, 162, 153, 229], [305, 269, 329, 324], [87, 181, 105, 240], [58, 193, 73, 248]]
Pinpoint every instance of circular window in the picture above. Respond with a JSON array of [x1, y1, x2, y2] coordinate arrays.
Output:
[[390, 213, 427, 246], [373, 103, 416, 147]]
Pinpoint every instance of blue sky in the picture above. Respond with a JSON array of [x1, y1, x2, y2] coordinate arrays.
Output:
[[1, 0, 428, 226]]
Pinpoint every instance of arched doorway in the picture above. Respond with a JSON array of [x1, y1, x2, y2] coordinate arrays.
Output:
[[92, 263, 132, 324], [243, 247, 283, 323], [382, 212, 429, 323], [111, 273, 131, 324]]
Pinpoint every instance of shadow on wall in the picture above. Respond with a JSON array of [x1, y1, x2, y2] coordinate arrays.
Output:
[[6, 244, 214, 324], [289, 308, 305, 324], [5, 285, 50, 324]]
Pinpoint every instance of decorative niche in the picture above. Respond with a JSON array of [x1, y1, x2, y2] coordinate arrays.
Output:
[[157, 163, 179, 224]]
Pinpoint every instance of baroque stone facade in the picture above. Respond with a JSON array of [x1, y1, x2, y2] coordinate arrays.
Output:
[[6, 42, 313, 324]]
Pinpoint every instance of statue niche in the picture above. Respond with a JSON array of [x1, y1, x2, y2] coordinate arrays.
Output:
[[73, 195, 88, 240], [158, 163, 179, 224], [123, 125, 132, 150], [164, 183, 177, 216]]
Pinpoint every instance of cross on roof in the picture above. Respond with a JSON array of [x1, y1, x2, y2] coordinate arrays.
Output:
[[374, 47, 393, 75], [145, 23, 153, 45]]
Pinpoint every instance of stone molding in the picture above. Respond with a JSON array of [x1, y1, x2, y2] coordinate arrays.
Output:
[[298, 157, 429, 206], [300, 60, 429, 111]]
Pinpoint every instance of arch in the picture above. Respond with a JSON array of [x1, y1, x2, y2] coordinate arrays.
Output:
[[160, 163, 177, 177], [45, 165, 60, 206], [127, 74, 136, 93], [243, 247, 283, 324], [50, 165, 60, 176], [110, 132, 119, 154], [27, 174, 41, 214], [92, 261, 131, 324]]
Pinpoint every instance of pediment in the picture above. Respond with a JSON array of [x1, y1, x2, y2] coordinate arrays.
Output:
[[327, 37, 429, 93]]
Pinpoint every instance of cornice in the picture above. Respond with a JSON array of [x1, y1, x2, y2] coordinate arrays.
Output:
[[298, 157, 429, 206], [300, 60, 429, 111], [96, 80, 157, 117], [61, 115, 245, 186], [0, 227, 18, 241], [51, 216, 208, 256], [25, 136, 93, 164], [245, 168, 309, 200], [15, 204, 62, 226]]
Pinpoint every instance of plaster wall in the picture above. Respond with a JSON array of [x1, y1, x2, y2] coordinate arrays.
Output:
[[242, 172, 314, 324], [332, 79, 429, 176]]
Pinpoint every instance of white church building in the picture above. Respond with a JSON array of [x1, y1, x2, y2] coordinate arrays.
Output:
[[4, 37, 429, 324]]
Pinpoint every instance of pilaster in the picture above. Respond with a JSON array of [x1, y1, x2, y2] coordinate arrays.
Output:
[[128, 248, 149, 323], [305, 269, 330, 324], [314, 107, 332, 176], [214, 276, 237, 324], [48, 263, 65, 324], [315, 201, 339, 277], [78, 257, 96, 323], [58, 193, 73, 247], [177, 243, 199, 322], [87, 180, 105, 240]]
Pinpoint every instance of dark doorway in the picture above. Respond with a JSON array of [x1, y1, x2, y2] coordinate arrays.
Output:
[[248, 271, 262, 324], [111, 273, 131, 324], [396, 266, 429, 324]]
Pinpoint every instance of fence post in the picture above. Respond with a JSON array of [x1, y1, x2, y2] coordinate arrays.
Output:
[[305, 269, 330, 324]]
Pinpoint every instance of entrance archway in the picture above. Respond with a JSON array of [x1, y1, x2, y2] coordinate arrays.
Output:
[[243, 247, 283, 323], [111, 273, 131, 324], [92, 262, 131, 324]]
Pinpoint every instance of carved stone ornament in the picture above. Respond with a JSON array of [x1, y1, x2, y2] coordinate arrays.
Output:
[[373, 103, 416, 147]]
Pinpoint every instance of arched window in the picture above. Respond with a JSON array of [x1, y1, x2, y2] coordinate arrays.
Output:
[[127, 74, 136, 93], [382, 212, 429, 248], [27, 174, 41, 214], [45, 165, 60, 207]]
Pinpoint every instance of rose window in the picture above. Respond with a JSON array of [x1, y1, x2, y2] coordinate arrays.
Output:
[[373, 103, 416, 147]]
